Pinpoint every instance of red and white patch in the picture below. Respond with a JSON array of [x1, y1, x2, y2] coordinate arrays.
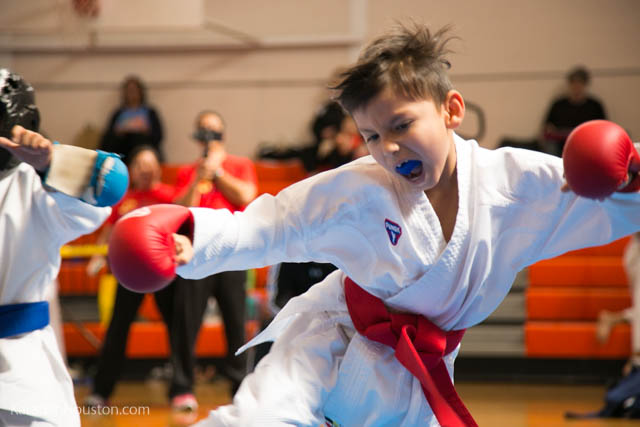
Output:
[[384, 219, 402, 246]]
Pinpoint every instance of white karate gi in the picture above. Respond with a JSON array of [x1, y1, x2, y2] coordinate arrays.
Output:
[[623, 234, 640, 359], [178, 134, 640, 426], [0, 164, 110, 426]]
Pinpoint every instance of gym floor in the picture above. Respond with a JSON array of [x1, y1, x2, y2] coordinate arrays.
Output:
[[75, 380, 639, 426]]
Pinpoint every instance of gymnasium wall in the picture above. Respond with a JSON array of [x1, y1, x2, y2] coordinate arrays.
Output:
[[1, 0, 638, 163]]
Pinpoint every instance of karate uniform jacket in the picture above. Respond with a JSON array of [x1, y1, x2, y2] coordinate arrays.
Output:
[[0, 164, 110, 426], [178, 134, 640, 426]]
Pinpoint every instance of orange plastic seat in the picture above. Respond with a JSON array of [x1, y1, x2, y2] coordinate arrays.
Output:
[[254, 159, 307, 182], [526, 286, 630, 320], [528, 256, 628, 287], [64, 320, 259, 358], [525, 321, 630, 358]]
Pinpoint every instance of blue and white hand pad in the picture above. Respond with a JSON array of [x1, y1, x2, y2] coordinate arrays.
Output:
[[44, 144, 128, 207]]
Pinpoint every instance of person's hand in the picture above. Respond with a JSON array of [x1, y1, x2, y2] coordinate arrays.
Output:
[[108, 204, 194, 292], [196, 157, 214, 181], [560, 176, 606, 201], [198, 145, 226, 180], [126, 116, 150, 133], [173, 233, 194, 265], [86, 255, 107, 276], [563, 120, 639, 199], [116, 116, 149, 134], [543, 123, 571, 142], [0, 125, 52, 171]]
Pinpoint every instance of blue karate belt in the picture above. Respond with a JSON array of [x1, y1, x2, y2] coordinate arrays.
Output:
[[0, 301, 49, 338]]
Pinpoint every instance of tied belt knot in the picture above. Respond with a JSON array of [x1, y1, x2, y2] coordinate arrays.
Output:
[[344, 277, 477, 427]]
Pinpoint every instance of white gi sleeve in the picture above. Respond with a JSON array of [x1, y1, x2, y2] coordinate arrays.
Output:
[[37, 182, 111, 246], [177, 167, 379, 280], [7, 166, 110, 248], [485, 148, 640, 269]]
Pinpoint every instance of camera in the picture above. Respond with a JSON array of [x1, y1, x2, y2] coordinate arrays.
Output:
[[192, 128, 223, 144]]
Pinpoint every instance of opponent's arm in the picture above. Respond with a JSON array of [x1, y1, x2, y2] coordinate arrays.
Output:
[[0, 125, 129, 207], [0, 125, 52, 172]]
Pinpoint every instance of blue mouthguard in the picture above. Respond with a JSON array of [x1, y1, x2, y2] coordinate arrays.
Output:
[[395, 160, 422, 176]]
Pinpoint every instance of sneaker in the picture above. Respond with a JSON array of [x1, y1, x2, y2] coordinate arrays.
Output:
[[171, 393, 198, 412], [84, 393, 108, 408]]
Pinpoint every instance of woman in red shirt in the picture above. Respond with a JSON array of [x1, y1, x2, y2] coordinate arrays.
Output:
[[85, 145, 177, 408]]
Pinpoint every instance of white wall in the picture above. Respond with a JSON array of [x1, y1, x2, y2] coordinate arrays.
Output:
[[1, 0, 638, 163]]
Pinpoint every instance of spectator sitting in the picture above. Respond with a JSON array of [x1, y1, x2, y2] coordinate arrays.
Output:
[[541, 66, 607, 156]]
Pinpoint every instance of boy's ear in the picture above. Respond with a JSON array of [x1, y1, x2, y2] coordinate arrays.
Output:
[[444, 90, 465, 129]]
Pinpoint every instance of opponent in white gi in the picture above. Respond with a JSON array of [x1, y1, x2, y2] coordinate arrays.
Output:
[[109, 24, 640, 426], [0, 69, 127, 426], [596, 232, 640, 373]]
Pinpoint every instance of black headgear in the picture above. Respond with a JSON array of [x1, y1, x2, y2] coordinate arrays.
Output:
[[0, 69, 40, 171]]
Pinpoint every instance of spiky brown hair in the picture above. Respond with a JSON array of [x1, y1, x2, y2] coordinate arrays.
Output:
[[332, 23, 456, 113]]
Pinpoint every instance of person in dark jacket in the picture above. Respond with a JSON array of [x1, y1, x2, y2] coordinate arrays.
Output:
[[99, 75, 164, 164]]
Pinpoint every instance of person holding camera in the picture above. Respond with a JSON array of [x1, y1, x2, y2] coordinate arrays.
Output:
[[170, 110, 258, 410]]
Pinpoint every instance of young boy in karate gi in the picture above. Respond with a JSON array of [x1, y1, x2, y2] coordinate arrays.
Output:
[[112, 24, 640, 426]]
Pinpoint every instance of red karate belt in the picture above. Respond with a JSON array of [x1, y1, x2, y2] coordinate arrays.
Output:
[[344, 277, 477, 427]]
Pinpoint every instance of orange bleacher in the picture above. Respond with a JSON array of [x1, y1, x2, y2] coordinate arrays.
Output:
[[64, 321, 259, 358], [58, 259, 101, 295], [527, 287, 630, 321], [59, 159, 307, 358], [525, 236, 632, 358], [163, 159, 307, 197], [526, 322, 631, 358], [254, 159, 308, 196]]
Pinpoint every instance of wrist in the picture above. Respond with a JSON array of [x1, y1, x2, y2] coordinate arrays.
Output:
[[213, 168, 225, 180], [36, 164, 50, 181], [36, 140, 57, 181]]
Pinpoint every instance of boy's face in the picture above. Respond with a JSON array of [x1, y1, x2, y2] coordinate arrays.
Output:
[[352, 87, 462, 192]]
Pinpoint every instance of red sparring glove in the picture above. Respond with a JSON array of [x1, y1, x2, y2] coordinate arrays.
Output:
[[108, 204, 194, 293], [563, 120, 640, 199]]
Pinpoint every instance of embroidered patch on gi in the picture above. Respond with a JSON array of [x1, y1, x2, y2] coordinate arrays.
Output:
[[384, 218, 402, 246]]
